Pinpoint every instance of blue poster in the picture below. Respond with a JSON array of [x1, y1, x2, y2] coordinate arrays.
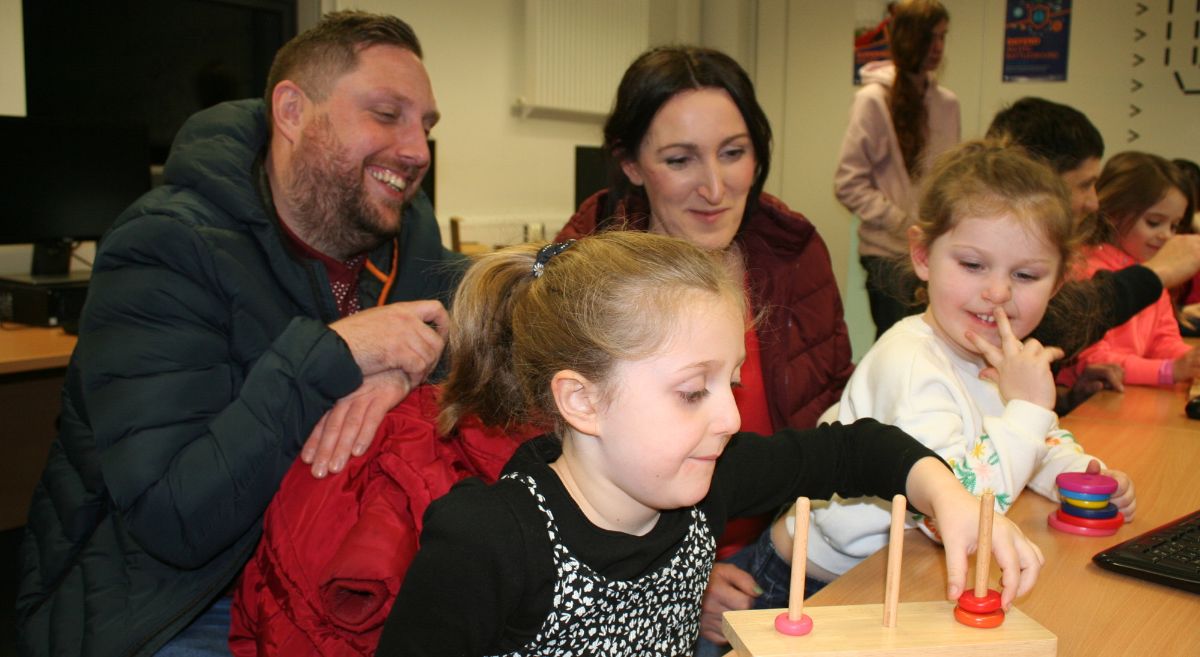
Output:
[[1003, 1, 1072, 82]]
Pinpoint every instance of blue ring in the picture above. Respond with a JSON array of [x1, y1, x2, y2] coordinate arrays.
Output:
[[1060, 501, 1119, 519], [1058, 488, 1110, 501]]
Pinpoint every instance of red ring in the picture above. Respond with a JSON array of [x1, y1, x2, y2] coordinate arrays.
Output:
[[957, 589, 1001, 613], [1055, 509, 1125, 530], [1047, 511, 1119, 536], [954, 605, 1005, 628]]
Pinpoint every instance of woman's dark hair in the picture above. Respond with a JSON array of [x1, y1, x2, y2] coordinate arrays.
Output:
[[601, 46, 773, 221], [887, 0, 949, 178]]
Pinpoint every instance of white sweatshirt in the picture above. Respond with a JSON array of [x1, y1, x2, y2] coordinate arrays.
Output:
[[806, 315, 1096, 577]]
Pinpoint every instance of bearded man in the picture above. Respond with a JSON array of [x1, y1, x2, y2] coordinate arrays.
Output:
[[16, 11, 464, 657]]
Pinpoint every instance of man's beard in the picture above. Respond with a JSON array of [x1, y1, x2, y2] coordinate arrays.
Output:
[[287, 115, 405, 260]]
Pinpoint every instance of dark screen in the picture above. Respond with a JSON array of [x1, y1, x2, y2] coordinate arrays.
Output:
[[0, 116, 152, 245], [574, 145, 608, 209], [23, 0, 295, 164]]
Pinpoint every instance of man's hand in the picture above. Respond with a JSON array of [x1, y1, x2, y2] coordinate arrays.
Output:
[[698, 563, 761, 645], [1180, 303, 1200, 331], [330, 300, 450, 381], [1061, 363, 1124, 414], [1144, 234, 1200, 289], [1172, 347, 1200, 383], [301, 369, 412, 478]]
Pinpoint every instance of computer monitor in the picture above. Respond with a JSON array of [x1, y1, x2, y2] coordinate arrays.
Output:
[[575, 145, 610, 209], [0, 116, 152, 276], [23, 0, 295, 165]]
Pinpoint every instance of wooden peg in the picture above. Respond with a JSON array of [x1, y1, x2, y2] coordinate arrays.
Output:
[[975, 489, 995, 597], [774, 497, 813, 635], [883, 493, 906, 627]]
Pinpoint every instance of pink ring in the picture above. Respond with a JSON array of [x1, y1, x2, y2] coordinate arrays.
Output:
[[774, 611, 814, 636], [1056, 472, 1118, 495], [1047, 511, 1119, 536]]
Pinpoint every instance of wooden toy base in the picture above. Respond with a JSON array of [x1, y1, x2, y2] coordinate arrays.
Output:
[[722, 601, 1056, 657]]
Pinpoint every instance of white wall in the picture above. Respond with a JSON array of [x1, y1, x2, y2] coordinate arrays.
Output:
[[0, 0, 23, 117]]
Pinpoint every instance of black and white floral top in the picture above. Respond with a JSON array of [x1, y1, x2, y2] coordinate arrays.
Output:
[[493, 472, 714, 657]]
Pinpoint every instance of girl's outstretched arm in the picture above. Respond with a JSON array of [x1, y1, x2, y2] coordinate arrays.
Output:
[[903, 458, 1045, 609]]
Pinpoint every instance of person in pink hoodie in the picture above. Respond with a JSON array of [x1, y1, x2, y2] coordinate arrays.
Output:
[[835, 0, 961, 338], [1059, 152, 1200, 388]]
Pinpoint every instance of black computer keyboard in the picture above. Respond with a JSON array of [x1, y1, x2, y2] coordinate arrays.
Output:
[[1092, 509, 1200, 594]]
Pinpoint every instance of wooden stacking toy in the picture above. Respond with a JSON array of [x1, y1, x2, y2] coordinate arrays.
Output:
[[722, 492, 1057, 656], [1047, 472, 1123, 537], [954, 490, 1004, 628]]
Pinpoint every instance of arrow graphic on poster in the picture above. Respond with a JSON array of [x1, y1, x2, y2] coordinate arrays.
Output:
[[1133, 53, 1145, 66], [1129, 104, 1141, 117], [1134, 28, 1147, 41], [1135, 3, 1148, 15], [1127, 129, 1140, 143], [1131, 78, 1143, 92]]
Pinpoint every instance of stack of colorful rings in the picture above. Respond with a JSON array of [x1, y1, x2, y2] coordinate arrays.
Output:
[[1046, 472, 1123, 537]]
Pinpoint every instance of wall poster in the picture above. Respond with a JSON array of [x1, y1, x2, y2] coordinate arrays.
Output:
[[1003, 1, 1073, 81]]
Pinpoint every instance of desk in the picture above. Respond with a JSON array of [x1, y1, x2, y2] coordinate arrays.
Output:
[[0, 326, 76, 529], [803, 389, 1200, 657], [0, 324, 76, 375], [1066, 384, 1194, 429]]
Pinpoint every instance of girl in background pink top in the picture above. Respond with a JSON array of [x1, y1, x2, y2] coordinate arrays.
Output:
[[1058, 152, 1199, 387]]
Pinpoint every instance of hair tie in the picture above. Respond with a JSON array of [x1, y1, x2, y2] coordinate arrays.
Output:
[[531, 240, 576, 278]]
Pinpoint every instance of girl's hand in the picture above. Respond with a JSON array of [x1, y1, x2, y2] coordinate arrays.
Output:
[[1172, 347, 1200, 382], [906, 459, 1044, 609], [1086, 459, 1136, 521], [968, 308, 1063, 410]]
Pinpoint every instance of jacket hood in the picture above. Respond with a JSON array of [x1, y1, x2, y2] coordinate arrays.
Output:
[[858, 60, 941, 92], [859, 60, 896, 87], [160, 99, 269, 228]]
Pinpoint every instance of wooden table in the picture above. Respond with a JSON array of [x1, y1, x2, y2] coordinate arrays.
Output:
[[799, 387, 1200, 657], [0, 324, 76, 375], [0, 325, 76, 529], [1066, 384, 1196, 430]]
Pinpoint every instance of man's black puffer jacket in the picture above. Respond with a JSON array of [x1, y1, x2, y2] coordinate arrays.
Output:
[[16, 99, 464, 657]]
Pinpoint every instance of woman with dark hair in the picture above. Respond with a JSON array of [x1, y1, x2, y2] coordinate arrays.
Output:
[[835, 0, 960, 338], [556, 45, 854, 656]]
